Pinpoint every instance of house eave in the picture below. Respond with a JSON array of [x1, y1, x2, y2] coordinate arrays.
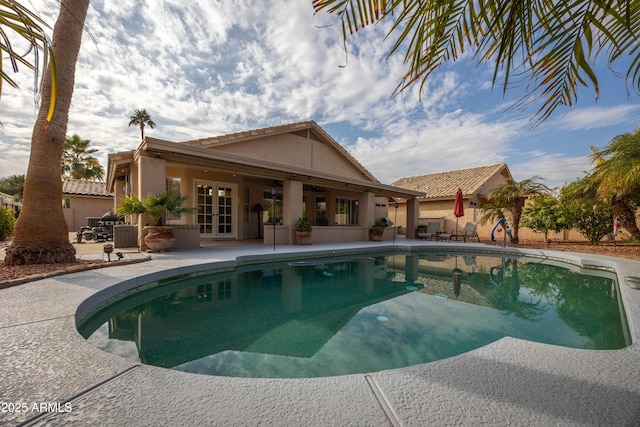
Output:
[[139, 138, 423, 199]]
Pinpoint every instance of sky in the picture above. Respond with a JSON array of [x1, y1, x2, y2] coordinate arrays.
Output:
[[2, 0, 640, 190]]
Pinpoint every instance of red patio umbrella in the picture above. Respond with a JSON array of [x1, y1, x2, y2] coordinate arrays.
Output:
[[453, 188, 464, 234]]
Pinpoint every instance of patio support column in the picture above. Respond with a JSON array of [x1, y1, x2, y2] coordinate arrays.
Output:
[[283, 180, 303, 244], [359, 192, 375, 241], [136, 155, 167, 248], [137, 156, 167, 198], [406, 197, 419, 239]]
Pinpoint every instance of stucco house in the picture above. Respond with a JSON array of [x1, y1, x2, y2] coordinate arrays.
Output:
[[389, 164, 513, 239], [0, 191, 21, 217], [106, 121, 423, 248], [62, 179, 114, 232]]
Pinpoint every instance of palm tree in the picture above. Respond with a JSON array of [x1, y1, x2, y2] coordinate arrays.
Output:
[[480, 176, 551, 243], [3, 0, 90, 265], [62, 134, 105, 181], [128, 109, 156, 140], [313, 0, 640, 124], [0, 1, 55, 125], [589, 129, 640, 240]]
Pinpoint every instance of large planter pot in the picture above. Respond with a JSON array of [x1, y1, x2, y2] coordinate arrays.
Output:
[[369, 227, 384, 241], [144, 226, 176, 252], [295, 228, 312, 245]]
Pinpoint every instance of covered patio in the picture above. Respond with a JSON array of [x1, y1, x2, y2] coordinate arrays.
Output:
[[106, 122, 423, 249]]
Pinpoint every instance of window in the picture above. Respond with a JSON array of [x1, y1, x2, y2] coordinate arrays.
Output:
[[315, 196, 327, 225], [166, 178, 182, 222], [217, 280, 232, 300], [262, 190, 283, 224], [335, 198, 358, 225], [197, 283, 212, 303]]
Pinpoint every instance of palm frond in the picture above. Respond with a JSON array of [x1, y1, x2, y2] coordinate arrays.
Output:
[[0, 0, 55, 126], [313, 0, 640, 124]]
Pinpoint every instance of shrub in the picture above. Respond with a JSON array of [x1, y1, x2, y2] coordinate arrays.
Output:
[[0, 206, 16, 241]]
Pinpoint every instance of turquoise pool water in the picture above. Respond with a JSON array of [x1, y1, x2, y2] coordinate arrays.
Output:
[[79, 252, 631, 378]]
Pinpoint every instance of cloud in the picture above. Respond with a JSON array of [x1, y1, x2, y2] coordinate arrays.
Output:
[[556, 105, 640, 131], [347, 109, 521, 183], [509, 151, 591, 189], [1, 0, 635, 193]]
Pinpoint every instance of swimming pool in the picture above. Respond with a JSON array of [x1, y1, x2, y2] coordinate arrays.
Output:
[[78, 250, 631, 378]]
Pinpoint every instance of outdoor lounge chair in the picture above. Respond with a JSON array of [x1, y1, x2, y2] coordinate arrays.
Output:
[[416, 222, 440, 240], [438, 221, 480, 242]]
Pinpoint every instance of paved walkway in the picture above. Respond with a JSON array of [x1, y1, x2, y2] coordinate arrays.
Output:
[[1, 238, 640, 426]]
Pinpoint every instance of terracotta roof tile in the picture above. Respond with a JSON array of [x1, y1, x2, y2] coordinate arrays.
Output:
[[62, 179, 112, 197], [391, 163, 511, 200]]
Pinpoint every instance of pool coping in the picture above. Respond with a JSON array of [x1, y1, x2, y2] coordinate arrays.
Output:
[[2, 241, 640, 426]]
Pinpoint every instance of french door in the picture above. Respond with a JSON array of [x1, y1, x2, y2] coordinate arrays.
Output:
[[196, 181, 237, 238]]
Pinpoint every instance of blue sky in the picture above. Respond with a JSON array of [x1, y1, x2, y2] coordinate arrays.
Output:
[[2, 0, 639, 189]]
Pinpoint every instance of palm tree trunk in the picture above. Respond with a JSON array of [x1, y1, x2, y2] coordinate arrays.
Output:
[[511, 204, 523, 243], [4, 0, 90, 265], [611, 198, 640, 240]]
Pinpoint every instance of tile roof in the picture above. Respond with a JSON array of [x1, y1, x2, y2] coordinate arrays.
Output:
[[176, 121, 379, 183], [391, 163, 512, 200], [63, 179, 112, 197], [0, 192, 21, 207]]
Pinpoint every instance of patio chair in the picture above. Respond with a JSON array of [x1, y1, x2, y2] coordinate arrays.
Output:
[[438, 221, 480, 242], [416, 222, 440, 240]]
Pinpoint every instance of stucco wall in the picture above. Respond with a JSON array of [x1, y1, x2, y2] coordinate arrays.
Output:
[[392, 197, 620, 243], [64, 195, 114, 232], [211, 133, 370, 181]]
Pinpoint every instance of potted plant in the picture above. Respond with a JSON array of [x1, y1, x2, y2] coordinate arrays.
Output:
[[370, 219, 387, 241], [116, 191, 196, 251], [294, 217, 312, 245]]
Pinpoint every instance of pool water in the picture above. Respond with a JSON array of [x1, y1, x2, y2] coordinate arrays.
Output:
[[79, 252, 631, 378]]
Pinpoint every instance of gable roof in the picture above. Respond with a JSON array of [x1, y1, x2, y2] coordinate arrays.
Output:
[[63, 179, 112, 198], [391, 163, 512, 200], [179, 121, 379, 183], [107, 121, 424, 200]]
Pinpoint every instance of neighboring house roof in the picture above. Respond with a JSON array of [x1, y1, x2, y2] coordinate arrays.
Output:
[[0, 191, 21, 207], [391, 163, 512, 200], [63, 179, 112, 198]]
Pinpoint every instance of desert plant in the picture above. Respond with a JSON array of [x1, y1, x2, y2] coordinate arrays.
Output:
[[0, 206, 16, 241], [373, 219, 387, 228], [295, 217, 312, 230], [116, 191, 195, 226]]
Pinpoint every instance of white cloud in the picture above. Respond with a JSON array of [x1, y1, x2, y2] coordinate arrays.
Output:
[[1, 0, 636, 192], [509, 151, 591, 189], [557, 104, 640, 131]]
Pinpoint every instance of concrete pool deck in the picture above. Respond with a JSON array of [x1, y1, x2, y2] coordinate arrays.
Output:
[[1, 239, 640, 426]]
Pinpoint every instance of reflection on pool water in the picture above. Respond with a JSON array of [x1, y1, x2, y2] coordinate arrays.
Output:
[[78, 252, 631, 378]]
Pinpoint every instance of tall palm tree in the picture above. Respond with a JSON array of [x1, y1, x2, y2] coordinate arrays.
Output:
[[128, 109, 156, 140], [62, 134, 105, 181], [480, 176, 551, 243], [313, 0, 640, 125], [589, 129, 640, 240], [3, 0, 90, 265]]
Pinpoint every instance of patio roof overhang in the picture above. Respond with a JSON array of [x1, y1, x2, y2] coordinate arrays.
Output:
[[108, 138, 423, 200]]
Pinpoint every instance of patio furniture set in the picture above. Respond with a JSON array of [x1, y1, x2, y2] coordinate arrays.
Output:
[[416, 221, 480, 242]]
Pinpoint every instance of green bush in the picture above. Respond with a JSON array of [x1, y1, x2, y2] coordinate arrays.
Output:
[[0, 206, 16, 241]]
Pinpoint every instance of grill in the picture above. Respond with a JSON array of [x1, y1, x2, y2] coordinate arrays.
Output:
[[92, 211, 122, 242]]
